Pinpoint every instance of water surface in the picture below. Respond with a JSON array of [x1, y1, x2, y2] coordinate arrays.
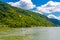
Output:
[[0, 27, 60, 40]]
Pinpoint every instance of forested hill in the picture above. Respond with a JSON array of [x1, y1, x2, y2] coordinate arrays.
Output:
[[0, 1, 55, 27]]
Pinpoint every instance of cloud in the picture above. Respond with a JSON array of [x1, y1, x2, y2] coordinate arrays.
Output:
[[8, 0, 36, 10], [8, 0, 60, 20], [35, 1, 60, 14], [35, 1, 60, 20], [47, 14, 60, 20]]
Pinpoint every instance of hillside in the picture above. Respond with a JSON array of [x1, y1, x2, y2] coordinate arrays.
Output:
[[0, 1, 55, 27], [49, 18, 60, 26]]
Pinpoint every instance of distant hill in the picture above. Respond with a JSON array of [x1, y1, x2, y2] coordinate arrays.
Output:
[[49, 18, 60, 26], [0, 1, 55, 27]]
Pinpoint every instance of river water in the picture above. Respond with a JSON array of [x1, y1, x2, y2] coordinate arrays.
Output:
[[0, 27, 60, 40]]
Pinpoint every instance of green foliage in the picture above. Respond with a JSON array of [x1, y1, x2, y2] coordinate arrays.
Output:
[[0, 1, 55, 27]]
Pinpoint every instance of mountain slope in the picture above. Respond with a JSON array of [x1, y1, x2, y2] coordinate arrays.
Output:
[[49, 18, 60, 26], [0, 1, 55, 27]]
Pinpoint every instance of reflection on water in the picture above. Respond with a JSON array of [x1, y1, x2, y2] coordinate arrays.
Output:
[[0, 27, 60, 40]]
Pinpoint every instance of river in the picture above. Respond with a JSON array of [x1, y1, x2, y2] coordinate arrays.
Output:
[[0, 27, 60, 40]]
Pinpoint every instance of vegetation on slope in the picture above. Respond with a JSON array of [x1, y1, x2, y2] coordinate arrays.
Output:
[[0, 1, 55, 27]]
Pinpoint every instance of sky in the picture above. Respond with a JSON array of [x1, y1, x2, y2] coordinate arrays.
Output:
[[1, 0, 60, 20]]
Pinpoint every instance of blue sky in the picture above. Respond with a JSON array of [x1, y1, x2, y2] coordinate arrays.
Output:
[[1, 0, 60, 20], [1, 0, 60, 6], [1, 0, 19, 2]]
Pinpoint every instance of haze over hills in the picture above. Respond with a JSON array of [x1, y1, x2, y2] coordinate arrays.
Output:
[[49, 18, 60, 26], [0, 1, 55, 27]]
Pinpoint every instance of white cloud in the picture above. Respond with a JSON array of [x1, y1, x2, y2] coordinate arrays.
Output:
[[36, 1, 60, 14], [35, 1, 60, 20], [8, 0, 36, 10], [8, 0, 60, 20], [47, 14, 60, 20]]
